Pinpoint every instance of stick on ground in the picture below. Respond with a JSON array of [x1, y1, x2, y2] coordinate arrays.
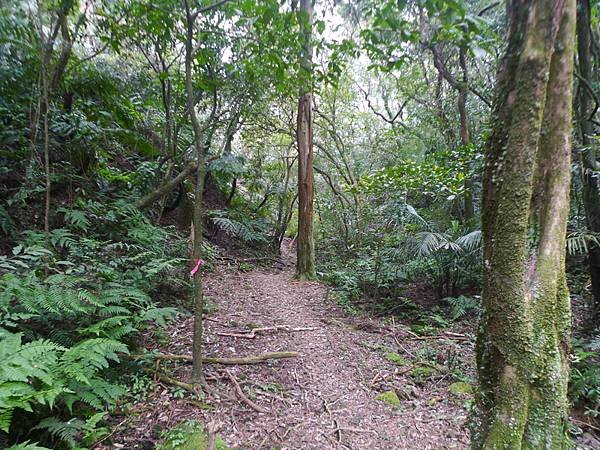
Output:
[[130, 351, 299, 365], [226, 370, 268, 413]]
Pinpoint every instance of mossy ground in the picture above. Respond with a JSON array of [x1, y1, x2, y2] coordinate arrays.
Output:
[[375, 390, 401, 406], [158, 421, 229, 450]]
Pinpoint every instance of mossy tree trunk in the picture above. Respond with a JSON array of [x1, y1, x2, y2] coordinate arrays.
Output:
[[295, 0, 316, 280], [474, 0, 575, 447], [576, 0, 600, 322]]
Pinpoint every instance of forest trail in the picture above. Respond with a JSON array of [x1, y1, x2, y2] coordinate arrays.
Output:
[[110, 255, 472, 449]]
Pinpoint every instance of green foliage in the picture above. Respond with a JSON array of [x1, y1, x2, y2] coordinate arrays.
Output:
[[0, 269, 178, 446], [570, 336, 600, 419], [6, 442, 51, 450], [566, 231, 600, 256], [0, 204, 16, 235], [158, 421, 229, 450], [355, 147, 479, 201], [0, 200, 181, 447], [0, 330, 124, 433], [444, 295, 480, 320], [209, 211, 269, 244], [407, 224, 481, 298]]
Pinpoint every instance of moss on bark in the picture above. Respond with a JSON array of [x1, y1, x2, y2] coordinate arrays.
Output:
[[474, 0, 575, 448]]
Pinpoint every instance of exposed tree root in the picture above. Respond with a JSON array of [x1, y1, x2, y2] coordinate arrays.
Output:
[[225, 370, 269, 413], [143, 368, 200, 395]]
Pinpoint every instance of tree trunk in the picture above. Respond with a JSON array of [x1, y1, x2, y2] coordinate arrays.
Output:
[[37, 2, 52, 259], [475, 0, 575, 447], [576, 0, 600, 322], [135, 161, 197, 211], [184, 0, 206, 385], [431, 43, 475, 224], [458, 46, 475, 223], [295, 0, 316, 280]]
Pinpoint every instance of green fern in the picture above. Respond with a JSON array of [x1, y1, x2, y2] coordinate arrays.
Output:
[[57, 207, 91, 232], [0, 331, 128, 435], [32, 417, 83, 448], [212, 216, 268, 242]]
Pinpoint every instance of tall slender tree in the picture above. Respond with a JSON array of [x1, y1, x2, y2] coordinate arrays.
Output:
[[296, 0, 316, 279], [475, 0, 575, 447], [182, 0, 211, 385]]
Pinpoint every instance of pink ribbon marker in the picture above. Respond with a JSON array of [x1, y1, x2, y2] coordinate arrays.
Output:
[[190, 258, 205, 276]]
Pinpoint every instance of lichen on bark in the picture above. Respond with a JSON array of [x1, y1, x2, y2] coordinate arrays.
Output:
[[473, 0, 576, 448]]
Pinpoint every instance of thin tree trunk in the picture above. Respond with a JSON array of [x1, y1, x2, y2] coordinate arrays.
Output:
[[43, 57, 51, 255], [458, 46, 475, 223], [135, 161, 197, 210], [37, 2, 52, 256], [226, 178, 237, 207], [296, 0, 316, 280], [280, 193, 298, 250], [156, 76, 175, 223], [272, 155, 295, 252], [431, 44, 474, 223], [475, 0, 575, 447], [184, 0, 206, 385], [576, 0, 600, 321]]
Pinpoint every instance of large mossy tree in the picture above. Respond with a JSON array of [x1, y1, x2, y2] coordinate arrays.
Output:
[[474, 0, 576, 447]]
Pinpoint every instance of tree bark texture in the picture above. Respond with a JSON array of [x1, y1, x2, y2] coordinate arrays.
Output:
[[475, 0, 575, 447], [296, 0, 316, 279], [184, 0, 206, 384]]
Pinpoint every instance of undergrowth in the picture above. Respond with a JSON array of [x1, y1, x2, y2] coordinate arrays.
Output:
[[0, 200, 196, 448]]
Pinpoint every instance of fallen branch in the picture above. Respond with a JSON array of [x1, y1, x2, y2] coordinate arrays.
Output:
[[131, 351, 299, 365], [323, 398, 342, 443], [572, 418, 600, 432], [216, 325, 315, 339], [407, 332, 470, 342], [226, 370, 268, 413], [334, 426, 378, 435]]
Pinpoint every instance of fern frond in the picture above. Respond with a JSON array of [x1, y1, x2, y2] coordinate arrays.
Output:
[[33, 416, 84, 448], [138, 307, 178, 328], [454, 229, 482, 252], [567, 231, 600, 255]]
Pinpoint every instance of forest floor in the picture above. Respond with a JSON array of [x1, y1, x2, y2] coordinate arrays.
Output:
[[99, 250, 600, 449]]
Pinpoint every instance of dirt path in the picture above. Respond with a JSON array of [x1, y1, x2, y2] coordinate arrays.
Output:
[[111, 263, 473, 449]]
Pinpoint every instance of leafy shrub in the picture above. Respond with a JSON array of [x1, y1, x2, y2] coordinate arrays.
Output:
[[408, 224, 482, 298], [0, 271, 177, 447], [209, 210, 269, 244], [0, 200, 184, 447], [570, 336, 600, 421], [444, 295, 480, 320]]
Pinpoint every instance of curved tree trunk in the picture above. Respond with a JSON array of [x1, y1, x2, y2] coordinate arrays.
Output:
[[295, 0, 316, 279], [475, 0, 575, 447], [135, 161, 197, 211]]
